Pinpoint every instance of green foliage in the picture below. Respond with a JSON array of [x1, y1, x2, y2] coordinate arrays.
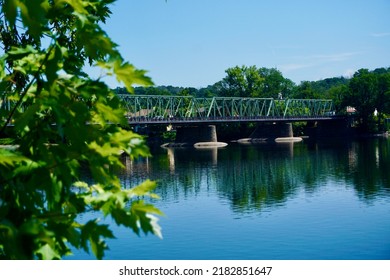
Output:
[[212, 66, 296, 98], [0, 0, 162, 259], [257, 67, 296, 99], [293, 77, 349, 99], [216, 65, 264, 97], [343, 68, 390, 132], [293, 81, 319, 99], [326, 84, 349, 113]]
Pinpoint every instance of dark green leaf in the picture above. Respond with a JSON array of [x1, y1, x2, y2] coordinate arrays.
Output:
[[3, 0, 18, 26]]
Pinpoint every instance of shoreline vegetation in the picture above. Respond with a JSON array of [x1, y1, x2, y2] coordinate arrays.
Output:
[[113, 66, 390, 138]]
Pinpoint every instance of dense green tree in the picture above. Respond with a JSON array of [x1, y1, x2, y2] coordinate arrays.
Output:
[[372, 67, 390, 75], [258, 67, 296, 99], [178, 87, 198, 96], [136, 86, 172, 95], [294, 81, 319, 99], [116, 85, 185, 96], [347, 68, 390, 131], [197, 85, 216, 98], [215, 66, 296, 98], [293, 77, 349, 100], [327, 84, 349, 113], [0, 0, 162, 260], [344, 69, 379, 132], [216, 65, 264, 97], [375, 72, 390, 128], [311, 77, 349, 96]]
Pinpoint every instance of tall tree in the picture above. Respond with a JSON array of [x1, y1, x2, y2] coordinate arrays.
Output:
[[0, 0, 161, 260], [375, 72, 390, 129], [217, 65, 264, 97], [258, 67, 296, 99], [294, 81, 319, 99], [345, 69, 379, 132], [327, 84, 349, 113]]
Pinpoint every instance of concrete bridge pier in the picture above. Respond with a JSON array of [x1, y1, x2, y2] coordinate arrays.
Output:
[[168, 125, 227, 147], [306, 119, 353, 140], [238, 122, 302, 143]]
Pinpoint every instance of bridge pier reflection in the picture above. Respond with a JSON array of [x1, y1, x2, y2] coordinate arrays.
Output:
[[164, 146, 219, 172], [237, 122, 301, 143], [250, 122, 293, 139]]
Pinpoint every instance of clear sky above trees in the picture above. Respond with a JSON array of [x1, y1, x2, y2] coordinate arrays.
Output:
[[98, 0, 390, 88]]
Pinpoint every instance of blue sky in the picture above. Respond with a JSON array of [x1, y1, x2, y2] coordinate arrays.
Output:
[[101, 0, 390, 88]]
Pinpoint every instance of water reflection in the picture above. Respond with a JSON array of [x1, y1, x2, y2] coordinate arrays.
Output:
[[120, 139, 390, 213], [345, 139, 390, 199]]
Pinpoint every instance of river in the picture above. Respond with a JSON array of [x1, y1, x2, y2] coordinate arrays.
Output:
[[70, 138, 390, 260]]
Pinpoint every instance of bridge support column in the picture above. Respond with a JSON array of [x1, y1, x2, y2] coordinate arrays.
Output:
[[168, 125, 227, 147], [307, 119, 353, 140], [238, 123, 302, 143], [250, 122, 293, 138]]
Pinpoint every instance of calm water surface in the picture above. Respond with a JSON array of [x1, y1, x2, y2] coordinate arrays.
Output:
[[71, 139, 390, 260]]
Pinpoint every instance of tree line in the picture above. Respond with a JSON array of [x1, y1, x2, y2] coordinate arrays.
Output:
[[115, 66, 390, 133]]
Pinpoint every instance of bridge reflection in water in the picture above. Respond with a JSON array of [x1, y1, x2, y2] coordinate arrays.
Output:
[[119, 139, 390, 213], [77, 139, 390, 260]]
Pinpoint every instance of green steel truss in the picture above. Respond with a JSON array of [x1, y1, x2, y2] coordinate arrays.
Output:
[[1, 94, 335, 123], [118, 95, 335, 123]]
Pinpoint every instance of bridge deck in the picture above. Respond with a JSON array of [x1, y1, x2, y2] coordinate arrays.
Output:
[[126, 115, 341, 125]]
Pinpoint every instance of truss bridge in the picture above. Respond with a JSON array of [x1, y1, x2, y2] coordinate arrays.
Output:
[[119, 95, 336, 124]]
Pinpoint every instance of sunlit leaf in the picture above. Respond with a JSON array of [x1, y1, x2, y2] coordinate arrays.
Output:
[[36, 244, 61, 260], [131, 201, 163, 237], [7, 45, 38, 57], [0, 147, 29, 167], [129, 179, 159, 198], [146, 214, 162, 239], [132, 201, 164, 217], [113, 60, 153, 93]]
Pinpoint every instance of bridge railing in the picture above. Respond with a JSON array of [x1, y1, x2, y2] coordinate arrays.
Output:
[[119, 94, 194, 120], [189, 97, 274, 119], [271, 99, 335, 118]]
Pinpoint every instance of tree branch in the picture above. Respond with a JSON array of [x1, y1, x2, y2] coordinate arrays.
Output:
[[0, 44, 55, 134]]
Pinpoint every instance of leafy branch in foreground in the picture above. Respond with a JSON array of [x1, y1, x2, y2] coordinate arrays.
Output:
[[0, 0, 160, 260]]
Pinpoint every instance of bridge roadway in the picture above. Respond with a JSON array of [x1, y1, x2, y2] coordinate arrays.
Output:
[[118, 94, 337, 125]]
